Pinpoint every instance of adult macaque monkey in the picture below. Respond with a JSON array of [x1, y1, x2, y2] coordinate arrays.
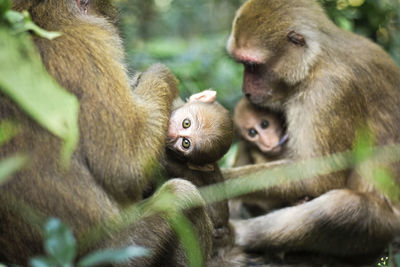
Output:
[[226, 0, 400, 262], [0, 0, 213, 265]]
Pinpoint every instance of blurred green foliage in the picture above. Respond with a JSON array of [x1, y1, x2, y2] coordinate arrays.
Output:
[[321, 0, 400, 63], [116, 0, 400, 111], [116, 0, 246, 111], [0, 0, 79, 189], [30, 218, 149, 267], [0, 1, 79, 167]]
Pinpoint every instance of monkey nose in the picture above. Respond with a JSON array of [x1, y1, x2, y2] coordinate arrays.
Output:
[[167, 131, 178, 140], [167, 124, 178, 139], [245, 93, 251, 99]]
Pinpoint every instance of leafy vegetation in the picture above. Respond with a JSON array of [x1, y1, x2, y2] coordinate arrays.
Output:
[[30, 218, 149, 267], [0, 0, 79, 166], [117, 0, 400, 111]]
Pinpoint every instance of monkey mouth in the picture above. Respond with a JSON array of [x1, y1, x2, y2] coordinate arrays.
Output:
[[260, 146, 281, 154], [259, 133, 289, 154], [277, 133, 289, 146], [166, 147, 188, 162]]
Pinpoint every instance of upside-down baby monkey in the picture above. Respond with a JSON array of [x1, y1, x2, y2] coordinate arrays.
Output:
[[233, 97, 287, 166], [164, 90, 250, 266]]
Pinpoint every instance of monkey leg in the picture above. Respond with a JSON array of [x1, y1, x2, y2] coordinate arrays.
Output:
[[232, 189, 400, 261], [128, 179, 213, 267], [0, 165, 212, 267]]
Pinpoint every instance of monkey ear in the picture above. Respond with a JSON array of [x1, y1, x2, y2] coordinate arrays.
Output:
[[189, 89, 217, 103], [187, 162, 215, 172], [287, 30, 306, 47]]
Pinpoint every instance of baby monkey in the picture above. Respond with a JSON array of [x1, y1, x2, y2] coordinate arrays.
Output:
[[233, 97, 288, 166], [167, 90, 233, 171], [231, 98, 311, 219]]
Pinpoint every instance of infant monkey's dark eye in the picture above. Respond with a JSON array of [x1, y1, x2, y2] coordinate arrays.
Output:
[[182, 138, 191, 149], [261, 120, 269, 129], [248, 128, 258, 137], [182, 118, 191, 128]]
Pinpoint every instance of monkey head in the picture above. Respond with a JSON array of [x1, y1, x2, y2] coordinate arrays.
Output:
[[227, 0, 326, 109], [234, 97, 284, 154], [167, 90, 234, 166]]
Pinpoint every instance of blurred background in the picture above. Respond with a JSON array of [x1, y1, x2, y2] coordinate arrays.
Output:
[[114, 0, 400, 112]]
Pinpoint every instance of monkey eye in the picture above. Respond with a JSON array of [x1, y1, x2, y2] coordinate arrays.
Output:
[[261, 120, 269, 129], [287, 30, 306, 47], [182, 138, 191, 149], [78, 0, 89, 14], [182, 118, 191, 129], [248, 128, 258, 138]]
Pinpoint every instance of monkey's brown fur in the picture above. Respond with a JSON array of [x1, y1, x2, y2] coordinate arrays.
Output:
[[165, 155, 249, 266], [226, 0, 400, 262], [0, 1, 212, 265]]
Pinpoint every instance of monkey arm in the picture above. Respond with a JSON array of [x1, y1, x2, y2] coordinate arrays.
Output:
[[79, 63, 178, 204], [132, 63, 179, 102], [222, 160, 289, 179], [222, 159, 348, 204], [232, 188, 400, 259], [233, 141, 254, 167]]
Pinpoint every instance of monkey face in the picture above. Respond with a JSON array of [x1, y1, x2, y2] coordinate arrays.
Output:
[[227, 0, 321, 109], [238, 111, 283, 154], [234, 97, 285, 154], [167, 105, 200, 158], [241, 64, 288, 109]]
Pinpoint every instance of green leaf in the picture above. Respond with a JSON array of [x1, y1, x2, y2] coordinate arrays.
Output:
[[395, 253, 400, 267], [335, 15, 354, 31], [29, 257, 58, 267], [168, 213, 203, 267], [43, 218, 76, 265], [19, 11, 61, 39], [77, 246, 150, 267], [4, 10, 24, 25], [4, 10, 61, 39], [23, 20, 62, 40], [348, 0, 365, 7], [0, 0, 11, 17], [336, 0, 349, 10], [0, 27, 79, 165], [353, 127, 374, 164], [0, 154, 27, 185], [373, 168, 400, 202], [0, 120, 21, 146]]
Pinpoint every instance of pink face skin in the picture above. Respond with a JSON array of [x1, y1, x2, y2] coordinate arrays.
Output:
[[167, 90, 216, 157], [167, 104, 200, 157], [238, 110, 282, 153]]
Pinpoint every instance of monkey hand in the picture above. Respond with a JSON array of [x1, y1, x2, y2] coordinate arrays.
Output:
[[149, 178, 207, 214], [137, 63, 179, 101]]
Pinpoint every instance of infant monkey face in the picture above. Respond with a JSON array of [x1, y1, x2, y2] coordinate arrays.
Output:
[[242, 114, 282, 153], [167, 105, 201, 157]]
